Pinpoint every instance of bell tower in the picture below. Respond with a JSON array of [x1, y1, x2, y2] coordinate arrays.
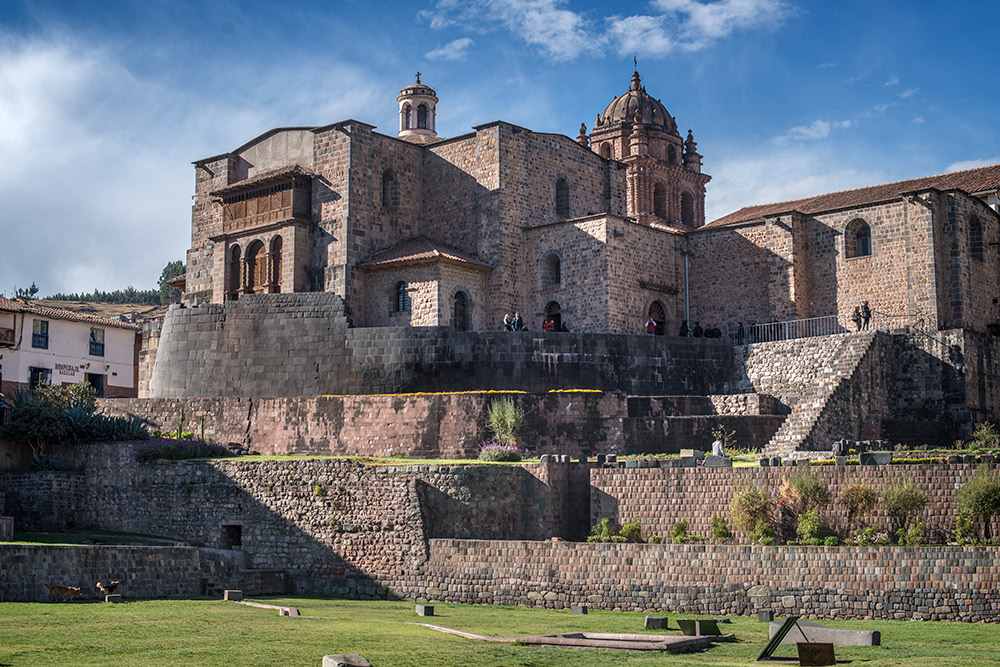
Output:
[[397, 73, 439, 145]]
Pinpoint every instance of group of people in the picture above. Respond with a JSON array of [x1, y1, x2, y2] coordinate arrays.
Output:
[[851, 301, 873, 332], [502, 312, 526, 332], [676, 320, 723, 338]]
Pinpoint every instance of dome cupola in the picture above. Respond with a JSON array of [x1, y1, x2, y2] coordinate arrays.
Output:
[[397, 72, 439, 145], [596, 69, 677, 134]]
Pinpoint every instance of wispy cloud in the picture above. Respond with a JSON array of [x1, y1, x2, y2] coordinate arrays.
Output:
[[817, 62, 836, 69], [421, 0, 791, 60], [899, 87, 918, 99], [884, 75, 899, 86], [912, 115, 925, 124], [945, 157, 1000, 173], [776, 118, 852, 143], [425, 37, 474, 61]]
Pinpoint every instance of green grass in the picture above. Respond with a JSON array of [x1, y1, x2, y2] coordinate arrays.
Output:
[[218, 454, 539, 466], [0, 598, 997, 666], [6, 531, 180, 547]]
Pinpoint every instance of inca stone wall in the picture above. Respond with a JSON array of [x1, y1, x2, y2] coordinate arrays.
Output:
[[145, 293, 738, 399], [590, 463, 1000, 544], [405, 540, 1000, 622]]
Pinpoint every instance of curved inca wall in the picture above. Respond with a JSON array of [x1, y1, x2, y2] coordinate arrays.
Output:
[[146, 293, 737, 398]]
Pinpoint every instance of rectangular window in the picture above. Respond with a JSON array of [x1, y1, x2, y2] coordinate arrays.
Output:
[[89, 328, 105, 357], [32, 320, 49, 349], [29, 367, 51, 389]]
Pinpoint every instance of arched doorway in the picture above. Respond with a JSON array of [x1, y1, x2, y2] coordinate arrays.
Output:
[[228, 244, 241, 300], [453, 291, 469, 331], [544, 301, 562, 332], [269, 236, 283, 293], [648, 301, 666, 336], [244, 240, 266, 293]]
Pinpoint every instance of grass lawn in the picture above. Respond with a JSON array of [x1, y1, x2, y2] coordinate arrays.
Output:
[[0, 598, 997, 666]]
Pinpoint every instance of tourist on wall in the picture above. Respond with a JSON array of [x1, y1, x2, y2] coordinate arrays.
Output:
[[512, 312, 524, 331], [503, 313, 513, 331], [851, 306, 863, 332], [861, 301, 872, 331], [736, 322, 746, 345], [645, 317, 657, 335], [679, 320, 690, 337], [692, 322, 704, 337]]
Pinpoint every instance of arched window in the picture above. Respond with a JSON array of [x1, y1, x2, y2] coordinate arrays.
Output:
[[228, 244, 241, 300], [402, 104, 412, 130], [394, 281, 411, 313], [245, 240, 266, 292], [453, 291, 469, 331], [667, 144, 677, 165], [845, 218, 872, 258], [417, 104, 428, 130], [555, 177, 570, 217], [969, 216, 984, 260], [545, 301, 562, 331], [648, 301, 666, 336], [382, 170, 399, 210], [681, 191, 695, 227], [653, 182, 667, 219], [600, 142, 612, 160], [543, 253, 561, 287], [269, 236, 283, 293]]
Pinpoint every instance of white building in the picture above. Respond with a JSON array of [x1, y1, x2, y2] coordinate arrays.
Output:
[[0, 298, 140, 398]]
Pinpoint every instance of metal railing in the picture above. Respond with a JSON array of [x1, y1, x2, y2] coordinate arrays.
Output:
[[726, 315, 845, 345]]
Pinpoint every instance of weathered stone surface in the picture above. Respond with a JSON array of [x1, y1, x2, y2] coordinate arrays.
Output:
[[769, 621, 880, 647], [415, 604, 434, 617], [644, 616, 667, 629], [224, 590, 243, 602]]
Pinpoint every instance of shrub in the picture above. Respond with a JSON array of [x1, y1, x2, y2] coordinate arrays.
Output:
[[796, 508, 824, 543], [779, 472, 831, 514], [823, 535, 840, 547], [731, 486, 773, 535], [883, 483, 928, 540], [478, 440, 522, 462], [135, 440, 235, 462], [619, 520, 643, 543], [897, 521, 925, 546], [969, 422, 1000, 450], [955, 467, 1000, 543], [0, 384, 148, 462], [487, 398, 524, 446], [841, 483, 879, 523], [668, 520, 702, 544], [586, 518, 615, 543], [847, 526, 891, 546], [749, 520, 776, 546], [710, 515, 732, 543]]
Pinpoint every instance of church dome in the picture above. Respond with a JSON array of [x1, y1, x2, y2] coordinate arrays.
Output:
[[598, 70, 677, 134]]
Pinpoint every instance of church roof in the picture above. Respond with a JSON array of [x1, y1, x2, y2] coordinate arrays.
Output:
[[357, 237, 492, 272], [597, 70, 677, 134], [706, 163, 1000, 229]]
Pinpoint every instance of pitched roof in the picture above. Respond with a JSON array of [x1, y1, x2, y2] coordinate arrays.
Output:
[[210, 165, 315, 197], [706, 163, 1000, 229], [357, 237, 492, 272], [0, 298, 143, 331]]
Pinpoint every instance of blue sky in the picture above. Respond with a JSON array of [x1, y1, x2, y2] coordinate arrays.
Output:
[[2, 0, 998, 295]]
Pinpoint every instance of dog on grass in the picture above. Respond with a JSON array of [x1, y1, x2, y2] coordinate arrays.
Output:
[[47, 585, 82, 602]]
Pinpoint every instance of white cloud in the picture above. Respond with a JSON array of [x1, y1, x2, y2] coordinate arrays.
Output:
[[605, 15, 675, 57], [425, 37, 474, 61], [945, 157, 1000, 173], [0, 33, 384, 296], [707, 146, 883, 221], [884, 75, 899, 87], [776, 118, 851, 143], [817, 62, 836, 69], [422, 0, 791, 61], [872, 103, 892, 113], [899, 87, 918, 99], [912, 115, 925, 124], [420, 0, 596, 61]]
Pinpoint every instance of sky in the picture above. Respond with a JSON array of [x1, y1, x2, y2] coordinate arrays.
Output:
[[1, 0, 998, 296]]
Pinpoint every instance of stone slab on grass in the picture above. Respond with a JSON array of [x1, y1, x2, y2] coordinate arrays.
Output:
[[322, 654, 371, 667], [223, 590, 243, 602], [105, 594, 123, 604], [770, 620, 880, 646], [644, 616, 667, 630], [797, 642, 836, 666], [415, 604, 434, 617]]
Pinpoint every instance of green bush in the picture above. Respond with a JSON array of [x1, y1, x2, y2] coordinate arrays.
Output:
[[823, 535, 840, 547], [487, 398, 524, 446], [730, 486, 772, 533], [795, 508, 824, 543], [0, 384, 148, 463], [749, 520, 776, 546], [668, 520, 702, 544], [619, 520, 644, 543], [841, 483, 879, 523], [586, 518, 615, 543], [710, 515, 732, 543], [847, 527, 891, 546], [896, 521, 925, 546], [587, 518, 644, 544], [477, 440, 522, 461], [969, 422, 1000, 450], [883, 483, 928, 541], [779, 472, 831, 513], [135, 440, 235, 462], [955, 467, 1000, 544]]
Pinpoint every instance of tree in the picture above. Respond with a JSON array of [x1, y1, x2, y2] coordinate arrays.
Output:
[[158, 261, 186, 305], [14, 282, 39, 299]]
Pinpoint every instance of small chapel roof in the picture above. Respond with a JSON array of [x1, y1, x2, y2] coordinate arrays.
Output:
[[706, 162, 1000, 229], [357, 237, 492, 272]]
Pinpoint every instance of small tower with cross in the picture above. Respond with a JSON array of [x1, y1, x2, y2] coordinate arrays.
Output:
[[397, 72, 440, 145]]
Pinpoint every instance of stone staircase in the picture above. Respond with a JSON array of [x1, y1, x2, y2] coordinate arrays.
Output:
[[762, 332, 879, 456]]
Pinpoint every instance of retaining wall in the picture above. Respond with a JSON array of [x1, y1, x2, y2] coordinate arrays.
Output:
[[404, 539, 1000, 622]]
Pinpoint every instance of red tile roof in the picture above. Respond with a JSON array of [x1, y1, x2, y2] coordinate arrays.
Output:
[[0, 298, 143, 331], [705, 163, 1000, 229], [357, 237, 492, 271]]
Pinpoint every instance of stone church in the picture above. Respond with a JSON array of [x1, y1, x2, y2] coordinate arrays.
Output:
[[179, 69, 1000, 340]]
